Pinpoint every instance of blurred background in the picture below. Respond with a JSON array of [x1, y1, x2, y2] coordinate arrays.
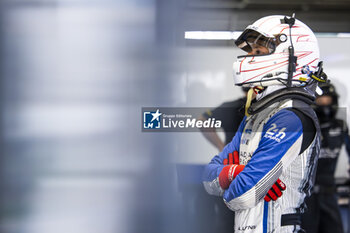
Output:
[[0, 0, 350, 233]]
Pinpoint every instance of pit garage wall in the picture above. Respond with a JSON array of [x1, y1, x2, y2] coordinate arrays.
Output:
[[175, 36, 350, 179]]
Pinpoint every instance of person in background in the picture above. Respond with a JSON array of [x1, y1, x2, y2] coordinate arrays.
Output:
[[199, 87, 248, 151], [302, 82, 350, 233]]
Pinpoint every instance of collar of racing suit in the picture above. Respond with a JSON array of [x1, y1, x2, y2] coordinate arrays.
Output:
[[256, 85, 285, 101], [247, 86, 316, 116]]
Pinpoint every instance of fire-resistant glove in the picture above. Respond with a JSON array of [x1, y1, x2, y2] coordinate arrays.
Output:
[[218, 151, 244, 189], [264, 178, 286, 202], [219, 151, 286, 202]]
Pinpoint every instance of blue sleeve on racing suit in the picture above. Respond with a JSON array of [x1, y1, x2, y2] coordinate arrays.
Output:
[[223, 109, 303, 210], [202, 117, 247, 196]]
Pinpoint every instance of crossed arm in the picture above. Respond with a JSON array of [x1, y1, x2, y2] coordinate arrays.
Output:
[[203, 109, 304, 211]]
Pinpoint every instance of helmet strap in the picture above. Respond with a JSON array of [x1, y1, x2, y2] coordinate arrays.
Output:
[[245, 88, 255, 117], [245, 86, 264, 117]]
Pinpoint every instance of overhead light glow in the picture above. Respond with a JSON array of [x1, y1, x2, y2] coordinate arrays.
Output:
[[336, 33, 350, 38], [314, 33, 350, 38], [185, 31, 350, 40], [184, 31, 242, 40]]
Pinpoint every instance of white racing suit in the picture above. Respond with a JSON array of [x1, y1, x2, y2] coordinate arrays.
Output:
[[203, 96, 320, 233]]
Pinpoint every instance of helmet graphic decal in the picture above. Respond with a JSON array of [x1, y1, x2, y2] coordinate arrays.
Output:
[[233, 15, 321, 87]]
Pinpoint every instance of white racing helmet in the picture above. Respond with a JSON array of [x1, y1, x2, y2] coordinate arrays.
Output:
[[233, 15, 320, 87]]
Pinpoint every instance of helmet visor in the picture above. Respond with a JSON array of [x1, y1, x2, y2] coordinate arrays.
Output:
[[235, 29, 278, 54]]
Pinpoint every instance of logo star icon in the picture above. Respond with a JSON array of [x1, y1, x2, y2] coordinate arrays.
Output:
[[151, 109, 162, 122]]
